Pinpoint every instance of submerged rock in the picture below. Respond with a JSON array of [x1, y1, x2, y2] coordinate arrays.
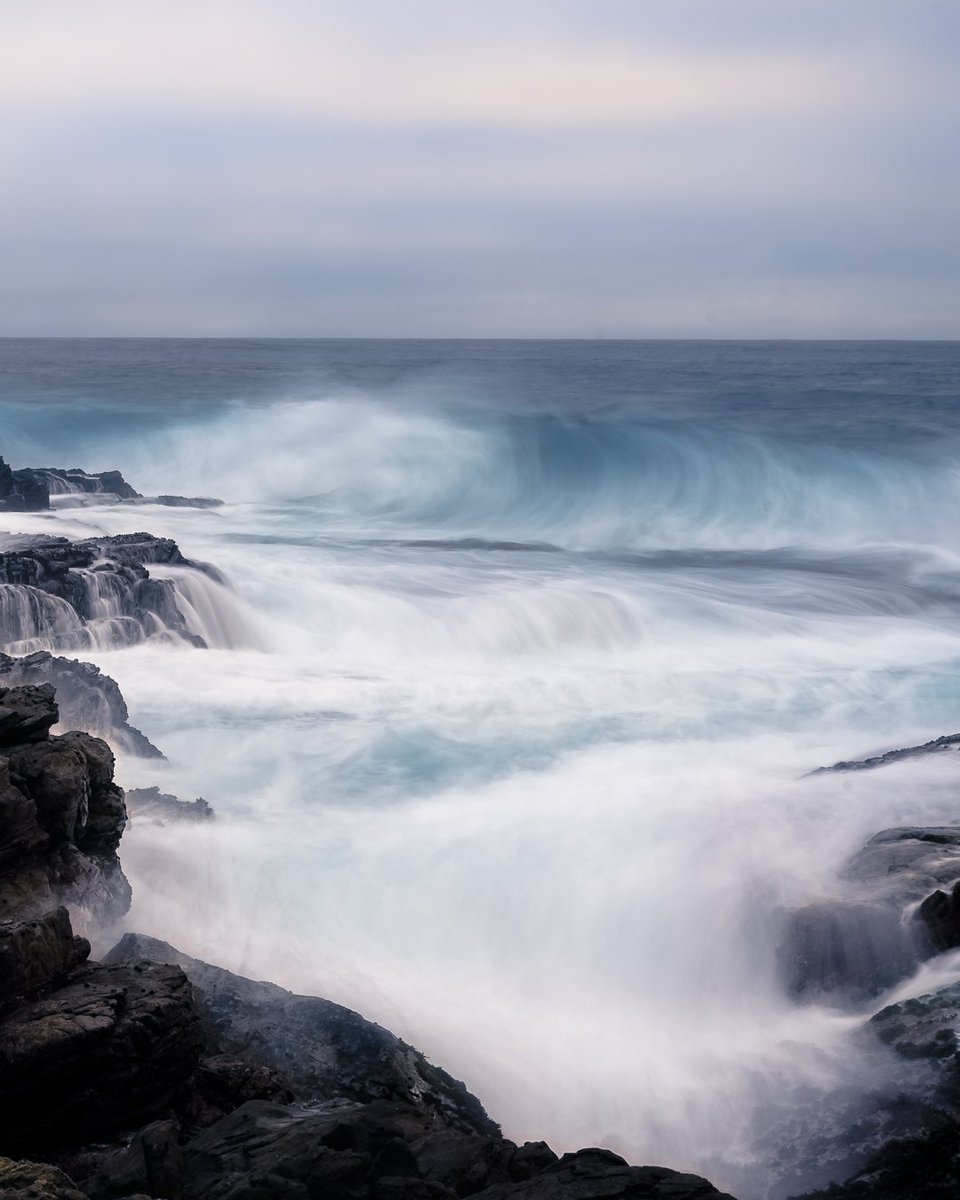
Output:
[[124, 787, 213, 823], [778, 826, 960, 1004], [795, 981, 960, 1198]]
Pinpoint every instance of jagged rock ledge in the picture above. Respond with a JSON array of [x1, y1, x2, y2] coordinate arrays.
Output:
[[0, 453, 222, 511], [0, 682, 737, 1200], [0, 531, 223, 653]]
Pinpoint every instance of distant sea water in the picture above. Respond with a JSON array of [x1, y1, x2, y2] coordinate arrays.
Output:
[[4, 338, 960, 1198]]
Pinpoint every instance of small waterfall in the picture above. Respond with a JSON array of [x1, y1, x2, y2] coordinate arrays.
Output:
[[149, 564, 266, 650], [0, 584, 90, 653]]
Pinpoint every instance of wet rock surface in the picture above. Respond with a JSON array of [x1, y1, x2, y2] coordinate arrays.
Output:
[[778, 826, 960, 1004], [103, 933, 499, 1136], [0, 457, 50, 513], [123, 788, 213, 823], [0, 684, 129, 924], [0, 652, 163, 758], [0, 532, 217, 652]]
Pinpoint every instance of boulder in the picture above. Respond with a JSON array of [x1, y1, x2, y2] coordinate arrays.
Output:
[[102, 934, 498, 1138], [0, 683, 59, 746], [0, 908, 90, 1004], [0, 1156, 87, 1200], [0, 686, 129, 923], [0, 961, 204, 1152]]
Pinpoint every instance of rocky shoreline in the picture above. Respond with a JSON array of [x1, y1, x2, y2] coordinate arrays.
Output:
[[0, 452, 737, 1199], [5, 451, 960, 1198]]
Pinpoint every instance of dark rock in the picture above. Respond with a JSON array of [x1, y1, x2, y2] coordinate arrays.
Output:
[[137, 496, 224, 509], [0, 456, 51, 513], [181, 1099, 391, 1200], [809, 733, 960, 775], [96, 1119, 184, 1199], [869, 981, 960, 1065], [914, 882, 960, 955], [0, 908, 90, 1004], [103, 934, 499, 1138], [0, 1156, 87, 1199], [0, 683, 59, 747], [0, 961, 204, 1152], [124, 787, 214, 824], [778, 902, 920, 1003], [0, 533, 214, 653], [412, 1130, 553, 1195], [470, 1148, 737, 1199], [194, 1053, 294, 1114], [0, 687, 129, 923], [0, 652, 163, 759], [35, 467, 141, 501], [778, 826, 960, 1004]]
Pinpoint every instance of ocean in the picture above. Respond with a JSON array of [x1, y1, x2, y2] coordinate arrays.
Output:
[[3, 338, 960, 1197]]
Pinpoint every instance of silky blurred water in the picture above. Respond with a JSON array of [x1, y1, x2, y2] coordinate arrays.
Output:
[[4, 339, 960, 1197]]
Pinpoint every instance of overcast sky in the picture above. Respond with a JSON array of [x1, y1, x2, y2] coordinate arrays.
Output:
[[2, 1, 958, 337]]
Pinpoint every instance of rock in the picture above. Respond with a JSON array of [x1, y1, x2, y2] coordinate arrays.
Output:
[[0, 908, 90, 1004], [0, 686, 129, 923], [412, 1130, 557, 1195], [0, 456, 50, 513], [0, 1156, 87, 1199], [0, 533, 215, 653], [809, 733, 960, 776], [96, 1119, 184, 1199], [102, 934, 499, 1138], [34, 467, 141, 502], [777, 902, 920, 1003], [778, 826, 960, 1004], [469, 1148, 736, 1199], [914, 882, 960, 955], [0, 652, 163, 759], [0, 683, 59, 746], [0, 961, 204, 1153], [124, 788, 213, 824], [180, 1099, 439, 1200], [131, 495, 224, 509]]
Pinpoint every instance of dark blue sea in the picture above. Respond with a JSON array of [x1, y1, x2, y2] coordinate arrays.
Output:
[[3, 338, 960, 1198]]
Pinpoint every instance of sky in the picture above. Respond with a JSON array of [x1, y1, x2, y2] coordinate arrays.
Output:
[[2, 0, 958, 338]]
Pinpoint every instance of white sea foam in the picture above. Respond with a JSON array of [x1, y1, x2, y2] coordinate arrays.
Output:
[[6, 384, 960, 1197]]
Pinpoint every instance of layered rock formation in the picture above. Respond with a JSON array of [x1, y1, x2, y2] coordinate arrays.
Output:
[[0, 682, 129, 925], [0, 682, 737, 1200], [0, 456, 49, 513], [0, 532, 221, 653]]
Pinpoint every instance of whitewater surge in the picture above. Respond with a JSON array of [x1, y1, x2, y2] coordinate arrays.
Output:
[[4, 339, 960, 1198]]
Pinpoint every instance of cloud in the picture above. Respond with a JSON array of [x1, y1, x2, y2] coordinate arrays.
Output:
[[1, 0, 958, 335]]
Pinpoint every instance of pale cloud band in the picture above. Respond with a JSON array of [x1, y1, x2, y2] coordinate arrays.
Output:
[[2, 0, 958, 336]]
